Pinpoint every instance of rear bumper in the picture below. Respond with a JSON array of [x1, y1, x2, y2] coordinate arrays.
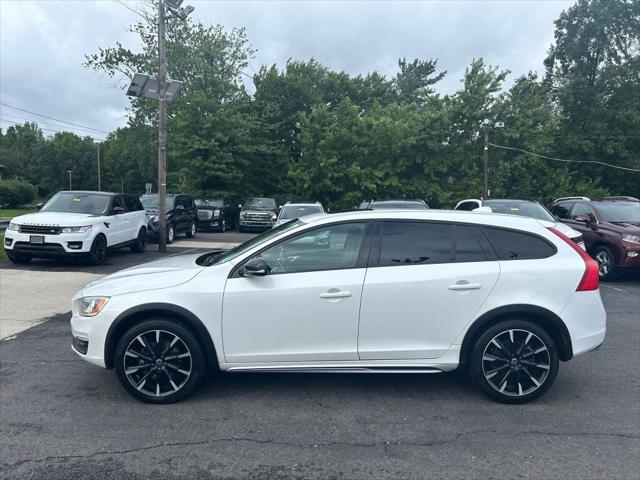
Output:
[[560, 290, 607, 357]]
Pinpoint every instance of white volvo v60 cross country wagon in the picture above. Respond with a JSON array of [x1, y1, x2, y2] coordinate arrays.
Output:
[[70, 209, 606, 404]]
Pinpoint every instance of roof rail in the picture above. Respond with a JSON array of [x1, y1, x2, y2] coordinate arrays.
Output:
[[600, 196, 639, 202], [553, 196, 590, 203]]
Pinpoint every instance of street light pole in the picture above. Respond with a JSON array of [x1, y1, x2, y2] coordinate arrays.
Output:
[[97, 142, 101, 192], [157, 0, 168, 253], [483, 127, 489, 200]]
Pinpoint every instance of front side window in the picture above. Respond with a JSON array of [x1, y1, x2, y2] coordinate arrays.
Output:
[[40, 192, 111, 215], [483, 227, 556, 260], [259, 222, 366, 274], [379, 221, 453, 266], [570, 203, 596, 222], [551, 202, 573, 219]]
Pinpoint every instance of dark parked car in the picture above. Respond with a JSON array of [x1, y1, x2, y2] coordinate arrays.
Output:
[[194, 198, 238, 232], [140, 194, 198, 244], [358, 199, 429, 210], [550, 196, 640, 280], [238, 197, 278, 232]]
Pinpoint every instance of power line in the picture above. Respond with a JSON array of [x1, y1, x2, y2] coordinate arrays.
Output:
[[0, 118, 106, 141], [0, 114, 108, 135], [489, 143, 640, 173], [0, 102, 110, 134]]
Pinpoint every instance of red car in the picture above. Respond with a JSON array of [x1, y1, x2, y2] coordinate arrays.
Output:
[[550, 196, 640, 280]]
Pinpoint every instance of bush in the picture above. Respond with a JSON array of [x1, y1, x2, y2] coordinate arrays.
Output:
[[0, 179, 37, 208]]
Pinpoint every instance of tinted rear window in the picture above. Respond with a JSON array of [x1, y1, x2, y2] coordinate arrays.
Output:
[[483, 227, 556, 260], [379, 221, 452, 266], [454, 224, 487, 262]]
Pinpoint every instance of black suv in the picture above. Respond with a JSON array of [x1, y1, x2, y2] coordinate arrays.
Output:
[[140, 194, 198, 244], [194, 198, 239, 232], [549, 196, 640, 280], [238, 197, 278, 232]]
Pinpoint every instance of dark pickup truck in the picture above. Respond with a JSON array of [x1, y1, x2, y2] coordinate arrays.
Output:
[[195, 198, 238, 232], [238, 197, 278, 232]]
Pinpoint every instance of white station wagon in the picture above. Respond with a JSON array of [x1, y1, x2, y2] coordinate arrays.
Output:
[[70, 209, 606, 404]]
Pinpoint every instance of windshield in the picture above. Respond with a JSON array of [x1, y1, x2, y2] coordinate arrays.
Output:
[[485, 200, 555, 222], [594, 202, 640, 224], [140, 195, 174, 211], [371, 201, 428, 210], [245, 197, 276, 209], [279, 205, 323, 219], [201, 220, 304, 266], [40, 192, 110, 215], [195, 199, 224, 208]]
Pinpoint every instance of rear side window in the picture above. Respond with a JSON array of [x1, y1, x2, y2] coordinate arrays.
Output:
[[483, 227, 556, 260], [456, 201, 480, 211], [379, 221, 453, 266], [551, 202, 573, 219], [454, 224, 487, 262]]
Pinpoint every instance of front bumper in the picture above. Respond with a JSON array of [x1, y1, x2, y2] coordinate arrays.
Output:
[[239, 219, 274, 230], [4, 230, 94, 257], [197, 219, 223, 230], [70, 293, 118, 368], [620, 243, 640, 269]]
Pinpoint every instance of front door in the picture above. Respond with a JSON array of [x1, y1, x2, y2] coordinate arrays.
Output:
[[222, 222, 370, 363], [358, 221, 500, 360], [107, 196, 129, 245]]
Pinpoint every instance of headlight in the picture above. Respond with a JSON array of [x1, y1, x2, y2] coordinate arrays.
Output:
[[271, 213, 277, 221], [147, 215, 158, 223], [7, 222, 19, 231], [213, 209, 221, 217], [61, 225, 92, 233], [77, 297, 110, 317], [622, 234, 640, 245]]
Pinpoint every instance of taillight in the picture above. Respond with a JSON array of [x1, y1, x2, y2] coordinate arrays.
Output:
[[547, 227, 599, 291]]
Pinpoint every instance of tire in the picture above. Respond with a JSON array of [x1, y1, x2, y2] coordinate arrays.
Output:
[[130, 228, 147, 253], [7, 252, 31, 264], [87, 235, 108, 265], [186, 221, 196, 239], [220, 219, 226, 233], [470, 319, 559, 404], [593, 246, 617, 281], [114, 318, 206, 404], [166, 225, 175, 244]]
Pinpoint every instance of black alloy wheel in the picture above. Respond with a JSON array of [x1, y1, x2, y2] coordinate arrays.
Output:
[[114, 319, 205, 403], [471, 320, 559, 404], [88, 235, 108, 265], [186, 221, 196, 238], [7, 252, 32, 264]]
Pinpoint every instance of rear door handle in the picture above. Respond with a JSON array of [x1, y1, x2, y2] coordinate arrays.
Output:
[[319, 290, 352, 299], [448, 282, 482, 291]]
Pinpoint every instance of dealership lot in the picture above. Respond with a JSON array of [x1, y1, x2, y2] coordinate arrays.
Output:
[[0, 234, 639, 479]]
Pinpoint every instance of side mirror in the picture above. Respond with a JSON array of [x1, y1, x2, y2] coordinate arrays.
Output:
[[574, 214, 591, 224], [237, 204, 242, 208], [241, 257, 271, 277], [112, 206, 125, 215], [36, 202, 44, 211]]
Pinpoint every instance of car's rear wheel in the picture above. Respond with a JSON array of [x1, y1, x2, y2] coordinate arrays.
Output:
[[470, 320, 559, 404], [114, 318, 206, 404], [87, 235, 108, 265], [7, 252, 32, 264], [593, 246, 617, 281], [130, 228, 147, 253], [186, 221, 196, 238]]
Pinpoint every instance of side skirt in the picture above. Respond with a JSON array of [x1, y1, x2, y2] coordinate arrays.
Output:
[[226, 365, 444, 374]]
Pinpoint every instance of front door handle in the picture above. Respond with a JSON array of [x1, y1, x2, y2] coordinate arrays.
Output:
[[319, 290, 352, 299], [448, 282, 482, 291]]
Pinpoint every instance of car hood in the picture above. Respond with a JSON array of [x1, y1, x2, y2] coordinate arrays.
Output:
[[538, 219, 582, 239], [605, 222, 640, 233], [81, 253, 205, 297], [12, 212, 108, 226]]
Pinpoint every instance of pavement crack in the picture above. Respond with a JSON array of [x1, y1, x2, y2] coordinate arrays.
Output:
[[3, 429, 638, 470]]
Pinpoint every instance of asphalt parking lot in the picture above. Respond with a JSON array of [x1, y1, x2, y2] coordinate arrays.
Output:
[[0, 236, 638, 479]]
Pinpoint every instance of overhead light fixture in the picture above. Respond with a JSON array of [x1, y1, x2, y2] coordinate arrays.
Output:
[[126, 73, 184, 102], [176, 5, 195, 20]]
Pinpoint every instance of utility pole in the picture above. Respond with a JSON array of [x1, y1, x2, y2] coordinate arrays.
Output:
[[97, 142, 101, 192], [67, 170, 72, 190], [157, 0, 168, 253]]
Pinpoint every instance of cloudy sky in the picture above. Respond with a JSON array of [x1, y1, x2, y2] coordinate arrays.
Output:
[[0, 0, 573, 140]]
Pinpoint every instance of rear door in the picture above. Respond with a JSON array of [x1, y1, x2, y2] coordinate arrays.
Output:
[[123, 195, 141, 241], [357, 221, 500, 360]]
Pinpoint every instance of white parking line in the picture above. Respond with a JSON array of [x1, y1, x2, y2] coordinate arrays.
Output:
[[602, 285, 627, 293]]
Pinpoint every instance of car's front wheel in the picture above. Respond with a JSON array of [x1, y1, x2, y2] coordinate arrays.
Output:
[[186, 221, 196, 238], [114, 318, 206, 403], [87, 235, 108, 265], [7, 252, 31, 264], [470, 320, 559, 404], [593, 246, 617, 281]]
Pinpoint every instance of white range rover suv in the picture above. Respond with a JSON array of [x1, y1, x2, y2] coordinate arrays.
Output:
[[5, 191, 148, 265], [70, 209, 606, 404]]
